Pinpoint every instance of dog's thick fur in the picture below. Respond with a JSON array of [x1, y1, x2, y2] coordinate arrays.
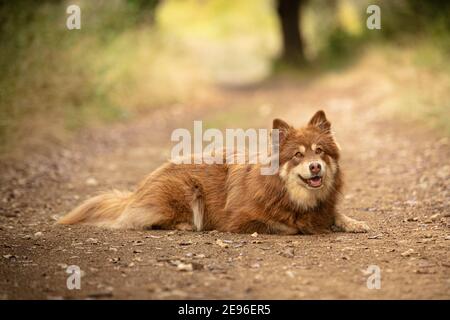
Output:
[[59, 111, 369, 234]]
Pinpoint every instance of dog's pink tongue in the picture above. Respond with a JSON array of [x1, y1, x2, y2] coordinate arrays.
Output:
[[309, 177, 322, 187]]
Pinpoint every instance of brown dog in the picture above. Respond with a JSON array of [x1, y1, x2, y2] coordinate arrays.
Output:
[[59, 111, 369, 234]]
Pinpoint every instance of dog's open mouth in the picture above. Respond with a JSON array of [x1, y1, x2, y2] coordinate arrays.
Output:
[[298, 175, 323, 188]]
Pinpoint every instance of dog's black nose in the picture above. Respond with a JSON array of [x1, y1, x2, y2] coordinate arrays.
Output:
[[309, 162, 321, 174]]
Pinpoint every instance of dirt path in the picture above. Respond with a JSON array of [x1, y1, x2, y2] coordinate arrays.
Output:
[[1, 67, 449, 299]]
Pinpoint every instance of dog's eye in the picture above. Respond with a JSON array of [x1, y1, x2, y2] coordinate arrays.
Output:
[[294, 152, 303, 158], [315, 147, 323, 154]]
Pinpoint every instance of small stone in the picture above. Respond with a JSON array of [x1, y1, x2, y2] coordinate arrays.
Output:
[[280, 247, 295, 258], [254, 274, 263, 282], [109, 257, 120, 263], [86, 238, 99, 244], [34, 232, 43, 238], [401, 249, 414, 257], [215, 239, 229, 248], [285, 270, 295, 278], [251, 232, 258, 237], [146, 235, 162, 239], [85, 177, 98, 186], [429, 214, 440, 221], [177, 263, 193, 272]]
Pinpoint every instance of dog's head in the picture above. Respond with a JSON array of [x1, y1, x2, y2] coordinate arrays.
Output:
[[274, 110, 340, 210]]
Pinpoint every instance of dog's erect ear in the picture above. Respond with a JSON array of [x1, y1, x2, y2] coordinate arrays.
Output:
[[273, 118, 292, 143], [308, 110, 331, 132]]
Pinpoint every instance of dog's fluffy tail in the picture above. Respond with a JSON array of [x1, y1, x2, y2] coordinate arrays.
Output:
[[58, 190, 132, 228]]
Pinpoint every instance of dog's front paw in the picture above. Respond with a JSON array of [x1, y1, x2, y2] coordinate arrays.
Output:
[[334, 214, 370, 233]]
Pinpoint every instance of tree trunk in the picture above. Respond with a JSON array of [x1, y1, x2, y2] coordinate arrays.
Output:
[[277, 0, 306, 65]]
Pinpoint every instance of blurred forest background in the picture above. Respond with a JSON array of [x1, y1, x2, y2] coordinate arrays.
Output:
[[0, 0, 449, 158]]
